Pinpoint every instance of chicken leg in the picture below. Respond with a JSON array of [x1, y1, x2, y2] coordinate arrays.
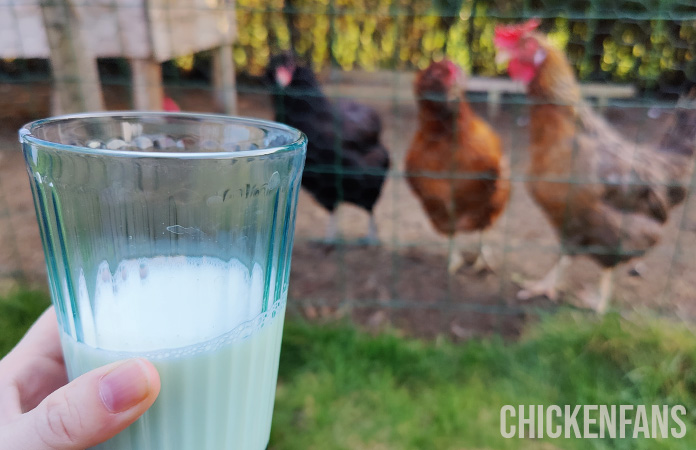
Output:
[[448, 250, 465, 275], [352, 213, 381, 245], [576, 267, 614, 314], [471, 231, 496, 273], [365, 213, 379, 245], [471, 244, 495, 273], [516, 256, 571, 301], [325, 213, 339, 242]]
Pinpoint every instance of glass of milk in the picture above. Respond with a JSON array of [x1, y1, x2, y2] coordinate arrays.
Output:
[[19, 112, 307, 450]]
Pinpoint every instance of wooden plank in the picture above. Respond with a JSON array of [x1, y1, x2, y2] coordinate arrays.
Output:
[[580, 83, 636, 98], [40, 0, 105, 114], [3, 0, 237, 60], [147, 0, 237, 62], [325, 81, 635, 103], [326, 69, 635, 99], [131, 59, 164, 110], [0, 2, 49, 58]]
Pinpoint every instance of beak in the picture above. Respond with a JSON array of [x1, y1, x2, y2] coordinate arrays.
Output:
[[495, 49, 511, 66], [275, 67, 293, 88]]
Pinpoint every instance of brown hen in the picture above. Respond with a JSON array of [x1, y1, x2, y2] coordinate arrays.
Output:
[[406, 60, 510, 274], [494, 20, 695, 312]]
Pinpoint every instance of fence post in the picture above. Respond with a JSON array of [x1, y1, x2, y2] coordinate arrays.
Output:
[[131, 59, 164, 111], [212, 44, 238, 115], [40, 0, 105, 114]]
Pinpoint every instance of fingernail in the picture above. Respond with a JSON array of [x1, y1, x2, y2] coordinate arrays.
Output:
[[99, 359, 151, 413]]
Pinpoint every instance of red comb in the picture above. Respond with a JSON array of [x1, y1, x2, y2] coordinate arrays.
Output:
[[494, 19, 541, 48], [445, 59, 459, 74]]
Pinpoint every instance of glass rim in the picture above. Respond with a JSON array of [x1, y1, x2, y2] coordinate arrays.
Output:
[[19, 111, 307, 160]]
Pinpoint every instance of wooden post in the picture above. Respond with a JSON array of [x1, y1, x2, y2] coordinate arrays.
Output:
[[488, 90, 501, 118], [597, 96, 609, 113], [130, 59, 164, 110], [212, 44, 238, 115], [50, 88, 62, 117], [40, 0, 105, 114]]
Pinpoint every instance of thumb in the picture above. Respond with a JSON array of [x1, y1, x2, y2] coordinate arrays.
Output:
[[8, 358, 160, 450]]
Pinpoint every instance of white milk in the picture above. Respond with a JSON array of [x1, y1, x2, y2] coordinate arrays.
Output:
[[60, 256, 286, 450]]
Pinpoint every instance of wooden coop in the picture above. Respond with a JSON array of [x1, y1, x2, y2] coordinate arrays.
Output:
[[0, 0, 238, 114]]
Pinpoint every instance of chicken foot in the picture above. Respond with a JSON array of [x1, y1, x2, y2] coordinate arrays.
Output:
[[351, 213, 381, 245], [449, 232, 495, 275], [516, 256, 572, 301], [325, 212, 381, 245], [471, 231, 496, 273]]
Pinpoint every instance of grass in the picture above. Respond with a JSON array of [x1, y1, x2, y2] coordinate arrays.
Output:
[[273, 314, 696, 450], [2, 287, 695, 449], [0, 287, 51, 356]]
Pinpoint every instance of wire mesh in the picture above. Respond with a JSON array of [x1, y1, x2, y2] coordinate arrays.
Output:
[[0, 0, 695, 339]]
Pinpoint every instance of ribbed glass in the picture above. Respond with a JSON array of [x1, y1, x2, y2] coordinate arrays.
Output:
[[20, 112, 306, 450]]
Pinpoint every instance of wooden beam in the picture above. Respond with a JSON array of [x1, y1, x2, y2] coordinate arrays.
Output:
[[40, 0, 104, 114], [212, 44, 238, 115], [131, 59, 164, 110], [326, 70, 636, 99]]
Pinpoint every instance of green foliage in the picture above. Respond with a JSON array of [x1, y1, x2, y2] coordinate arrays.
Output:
[[232, 0, 696, 91]]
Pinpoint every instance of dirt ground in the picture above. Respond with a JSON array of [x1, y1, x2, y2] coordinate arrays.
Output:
[[1, 77, 695, 339]]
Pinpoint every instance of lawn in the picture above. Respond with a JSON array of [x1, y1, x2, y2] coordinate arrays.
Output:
[[2, 287, 695, 449]]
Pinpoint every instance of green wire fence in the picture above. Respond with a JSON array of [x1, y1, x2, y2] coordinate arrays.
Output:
[[0, 0, 695, 338]]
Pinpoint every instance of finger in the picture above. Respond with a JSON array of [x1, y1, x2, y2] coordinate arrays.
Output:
[[0, 307, 67, 417], [4, 358, 160, 450], [16, 354, 68, 415]]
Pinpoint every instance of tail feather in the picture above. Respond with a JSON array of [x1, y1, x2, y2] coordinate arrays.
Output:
[[659, 87, 696, 157], [660, 87, 696, 207]]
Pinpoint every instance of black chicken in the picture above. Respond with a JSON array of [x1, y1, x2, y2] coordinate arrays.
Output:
[[265, 52, 390, 243]]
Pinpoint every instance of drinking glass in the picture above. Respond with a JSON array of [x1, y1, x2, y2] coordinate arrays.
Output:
[[19, 112, 306, 450]]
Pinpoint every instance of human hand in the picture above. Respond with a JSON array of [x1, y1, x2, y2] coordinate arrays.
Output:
[[0, 307, 160, 449]]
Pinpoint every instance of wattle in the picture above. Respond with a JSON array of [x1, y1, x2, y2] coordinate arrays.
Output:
[[508, 59, 536, 84]]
